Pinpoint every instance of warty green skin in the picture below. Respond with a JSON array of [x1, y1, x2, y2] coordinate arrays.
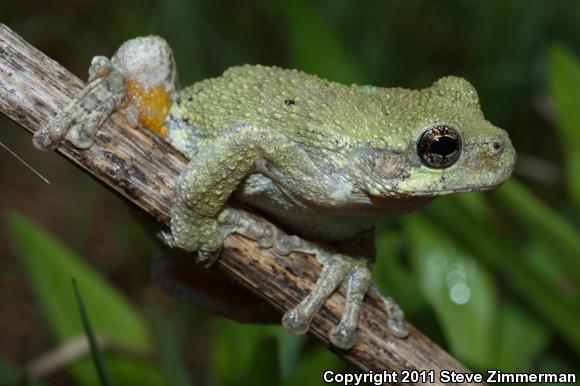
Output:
[[165, 64, 515, 248], [32, 36, 515, 349]]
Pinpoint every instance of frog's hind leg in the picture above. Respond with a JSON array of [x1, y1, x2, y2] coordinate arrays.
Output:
[[33, 36, 178, 150], [110, 36, 178, 138], [151, 252, 278, 324]]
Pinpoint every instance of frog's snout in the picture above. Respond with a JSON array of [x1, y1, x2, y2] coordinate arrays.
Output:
[[489, 140, 504, 154], [479, 129, 516, 187], [487, 130, 515, 158]]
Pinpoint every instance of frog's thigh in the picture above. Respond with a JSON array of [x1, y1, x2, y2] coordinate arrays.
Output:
[[111, 36, 178, 138], [168, 125, 320, 252], [33, 36, 177, 151], [151, 252, 278, 323]]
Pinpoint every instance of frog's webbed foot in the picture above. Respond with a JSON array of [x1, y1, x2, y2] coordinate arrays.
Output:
[[218, 208, 409, 350], [380, 292, 409, 338], [161, 201, 223, 268], [283, 256, 372, 349], [33, 36, 177, 151], [33, 56, 127, 150], [160, 230, 222, 268]]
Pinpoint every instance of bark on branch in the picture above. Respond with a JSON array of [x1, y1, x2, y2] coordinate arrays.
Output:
[[0, 23, 476, 385]]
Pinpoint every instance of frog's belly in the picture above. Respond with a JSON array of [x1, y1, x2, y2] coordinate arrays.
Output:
[[235, 174, 379, 242]]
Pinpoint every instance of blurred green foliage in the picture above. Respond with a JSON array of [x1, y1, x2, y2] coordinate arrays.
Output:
[[1, 0, 579, 385], [6, 213, 165, 386], [550, 45, 580, 211]]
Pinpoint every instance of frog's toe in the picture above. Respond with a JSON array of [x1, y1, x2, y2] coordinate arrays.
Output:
[[159, 230, 176, 247], [281, 308, 312, 335], [281, 255, 378, 350], [383, 296, 410, 338], [32, 128, 56, 150], [329, 324, 357, 350], [159, 228, 221, 267], [282, 257, 350, 336], [196, 247, 222, 268], [33, 60, 127, 151], [330, 264, 372, 349]]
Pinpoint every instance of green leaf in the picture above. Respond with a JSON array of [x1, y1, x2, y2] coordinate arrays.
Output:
[[494, 303, 550, 372], [523, 239, 579, 306], [214, 319, 280, 386], [495, 180, 580, 282], [273, 328, 307, 382], [374, 224, 428, 317], [155, 310, 195, 386], [403, 214, 497, 369], [426, 195, 580, 357], [283, 347, 344, 386], [549, 45, 580, 211], [0, 357, 19, 386], [5, 212, 166, 386]]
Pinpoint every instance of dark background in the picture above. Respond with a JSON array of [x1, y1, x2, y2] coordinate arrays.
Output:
[[1, 1, 579, 385]]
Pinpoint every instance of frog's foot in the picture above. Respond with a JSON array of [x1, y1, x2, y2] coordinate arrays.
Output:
[[282, 257, 371, 350], [33, 56, 127, 150], [381, 294, 409, 338], [160, 202, 224, 268], [33, 36, 177, 151]]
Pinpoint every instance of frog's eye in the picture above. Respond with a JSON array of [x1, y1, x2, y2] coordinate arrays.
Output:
[[417, 125, 462, 168]]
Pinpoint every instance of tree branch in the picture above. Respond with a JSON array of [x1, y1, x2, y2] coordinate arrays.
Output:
[[0, 23, 476, 385]]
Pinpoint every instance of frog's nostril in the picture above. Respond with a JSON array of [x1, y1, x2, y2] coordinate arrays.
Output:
[[491, 141, 502, 151]]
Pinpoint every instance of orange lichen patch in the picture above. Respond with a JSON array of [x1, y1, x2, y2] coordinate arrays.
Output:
[[125, 79, 172, 138]]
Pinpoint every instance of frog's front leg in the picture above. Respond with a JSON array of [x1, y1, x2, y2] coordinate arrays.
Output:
[[161, 124, 325, 266], [219, 208, 409, 349]]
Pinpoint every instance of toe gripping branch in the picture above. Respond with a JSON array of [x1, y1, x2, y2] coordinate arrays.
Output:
[[219, 208, 410, 350], [33, 56, 127, 151]]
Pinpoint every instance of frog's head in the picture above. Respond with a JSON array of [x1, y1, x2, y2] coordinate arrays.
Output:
[[360, 76, 516, 199]]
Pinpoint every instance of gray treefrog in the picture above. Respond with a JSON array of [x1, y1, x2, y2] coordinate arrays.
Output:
[[33, 36, 516, 350]]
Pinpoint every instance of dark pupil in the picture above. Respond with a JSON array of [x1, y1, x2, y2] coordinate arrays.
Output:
[[431, 135, 457, 156]]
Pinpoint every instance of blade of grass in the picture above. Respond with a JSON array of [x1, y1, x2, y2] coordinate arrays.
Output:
[[549, 45, 580, 212], [72, 279, 112, 386], [494, 180, 580, 281], [155, 310, 195, 386], [5, 212, 166, 386]]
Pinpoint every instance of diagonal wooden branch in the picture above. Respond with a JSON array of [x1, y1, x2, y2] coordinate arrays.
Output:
[[0, 23, 477, 385]]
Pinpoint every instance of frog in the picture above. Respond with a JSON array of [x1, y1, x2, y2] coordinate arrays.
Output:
[[32, 36, 516, 350]]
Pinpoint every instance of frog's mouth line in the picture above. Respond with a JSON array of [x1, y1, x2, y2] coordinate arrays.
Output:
[[403, 182, 505, 196], [363, 180, 507, 199], [366, 158, 516, 198]]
